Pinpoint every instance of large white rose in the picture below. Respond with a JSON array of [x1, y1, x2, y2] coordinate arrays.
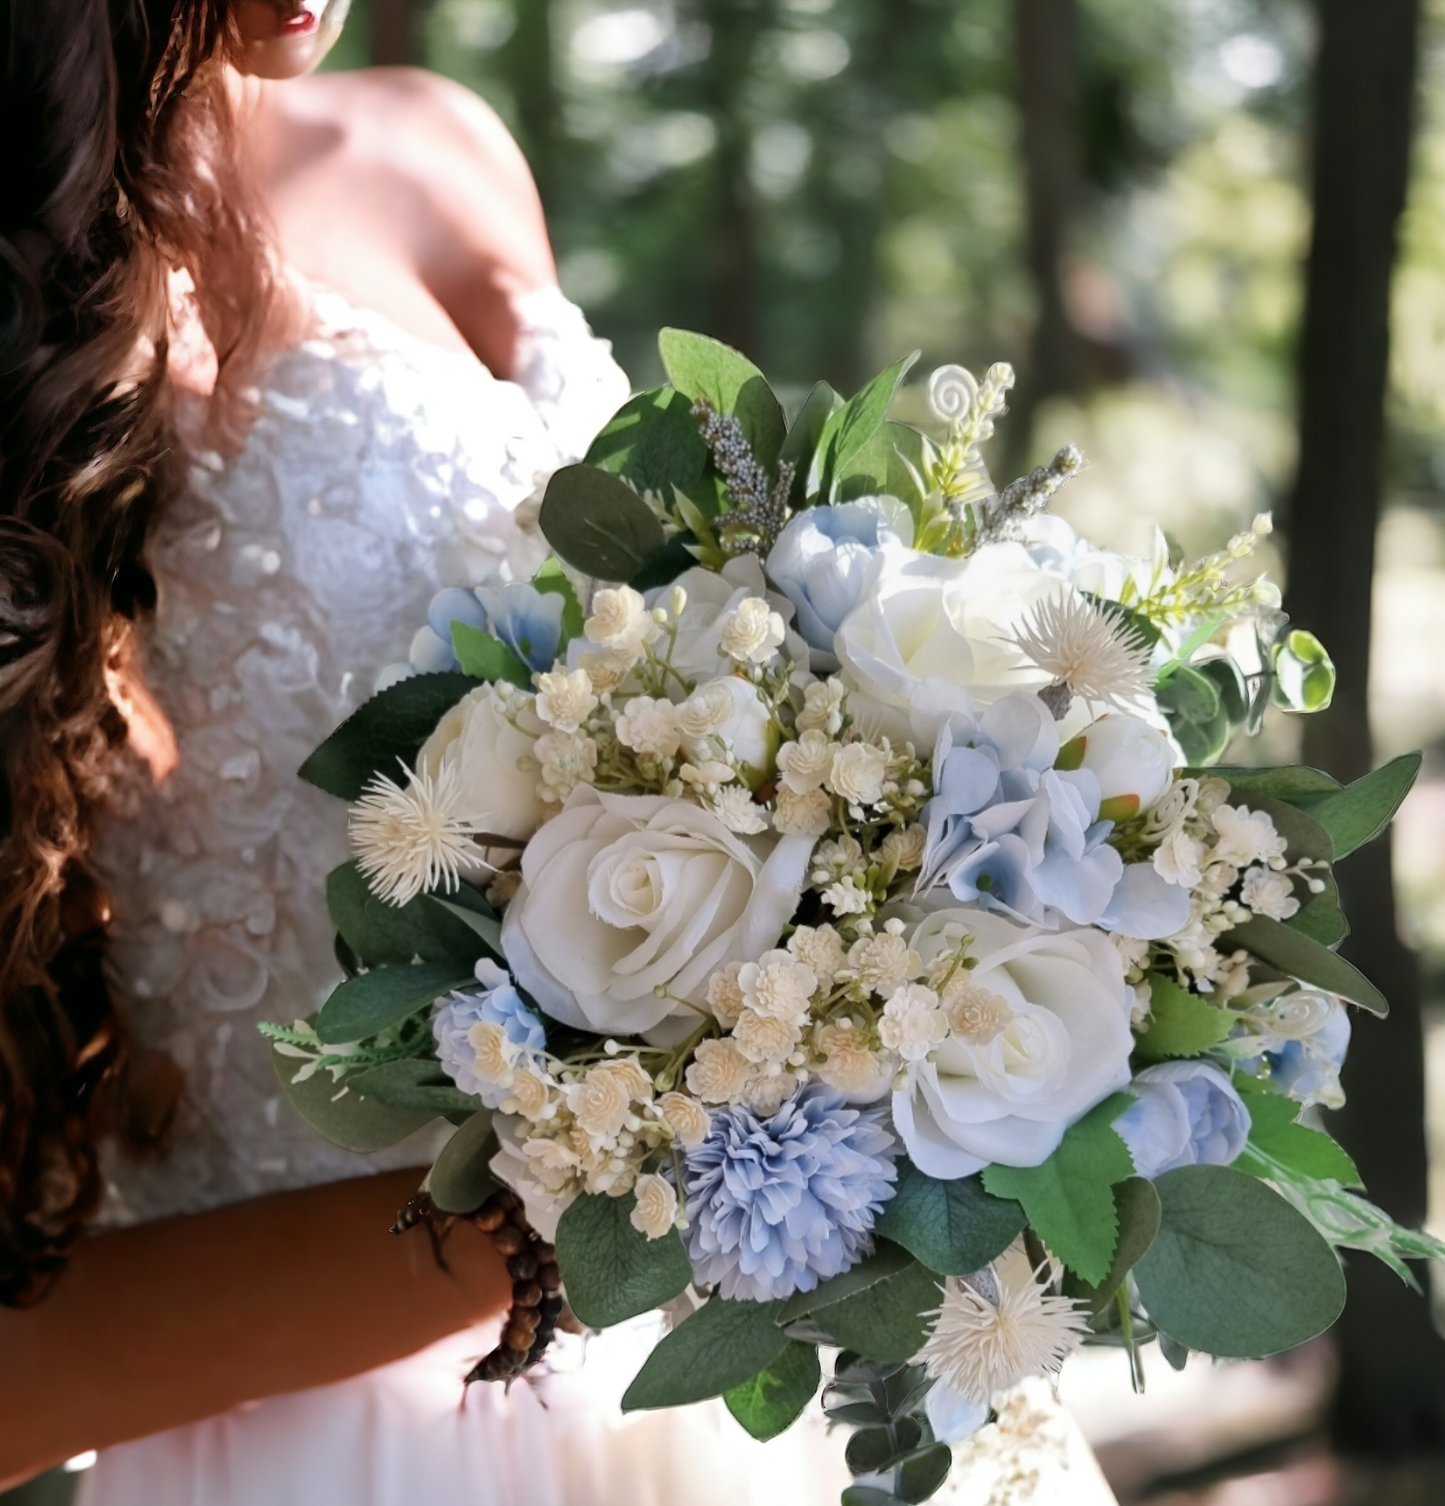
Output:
[[501, 788, 814, 1037], [834, 543, 1076, 734], [892, 909, 1134, 1178], [416, 685, 546, 853]]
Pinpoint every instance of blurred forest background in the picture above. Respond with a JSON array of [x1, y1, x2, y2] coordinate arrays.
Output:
[[327, 2, 1445, 1502]]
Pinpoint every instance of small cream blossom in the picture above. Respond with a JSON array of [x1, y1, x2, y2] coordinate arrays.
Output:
[[846, 926, 922, 998], [814, 1021, 890, 1097], [797, 677, 846, 736], [686, 1038, 753, 1102], [659, 1091, 711, 1147], [679, 759, 736, 789], [1152, 827, 1205, 889], [1108, 932, 1151, 973], [630, 1173, 679, 1240], [709, 785, 770, 835], [940, 977, 1013, 1043], [823, 879, 872, 915], [879, 982, 949, 1061], [880, 823, 928, 873], [828, 741, 889, 806], [578, 650, 634, 694], [468, 1020, 515, 1084], [586, 586, 657, 655], [616, 695, 683, 757], [742, 1071, 799, 1116], [706, 962, 747, 1027], [534, 729, 599, 803], [535, 668, 598, 733], [677, 681, 735, 740], [733, 1007, 802, 1065], [349, 763, 484, 908], [788, 924, 848, 986], [1212, 805, 1288, 869], [738, 950, 818, 1023], [774, 784, 831, 836], [720, 598, 786, 664], [569, 1064, 634, 1142], [777, 729, 836, 793], [503, 1065, 555, 1120], [602, 1057, 655, 1104]]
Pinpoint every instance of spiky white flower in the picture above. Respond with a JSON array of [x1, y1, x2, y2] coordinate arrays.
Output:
[[919, 1242, 1091, 1406], [349, 762, 482, 906], [1012, 593, 1152, 712]]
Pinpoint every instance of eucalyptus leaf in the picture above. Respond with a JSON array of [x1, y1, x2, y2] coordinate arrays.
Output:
[[723, 1342, 821, 1441], [780, 380, 844, 498], [298, 672, 480, 801], [1296, 752, 1421, 860], [778, 1239, 916, 1323], [658, 328, 787, 470], [539, 464, 667, 581], [810, 1259, 943, 1363], [555, 1192, 693, 1328], [841, 1490, 904, 1506], [833, 421, 933, 520], [584, 385, 721, 511], [1225, 916, 1388, 1017], [1134, 1165, 1346, 1358], [1238, 1092, 1362, 1188], [347, 1058, 480, 1113], [875, 1163, 1025, 1276], [429, 896, 504, 959], [1199, 765, 1341, 803], [1287, 870, 1348, 948], [428, 1107, 499, 1214], [896, 1443, 953, 1504], [269, 1041, 436, 1152], [628, 533, 701, 591], [814, 354, 919, 498], [314, 962, 473, 1045], [622, 1296, 790, 1410], [326, 862, 488, 967], [846, 1419, 922, 1474]]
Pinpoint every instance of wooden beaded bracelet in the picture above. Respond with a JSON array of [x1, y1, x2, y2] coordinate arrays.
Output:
[[393, 1186, 566, 1384]]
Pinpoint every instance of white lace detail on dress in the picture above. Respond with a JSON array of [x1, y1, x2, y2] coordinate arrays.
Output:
[[91, 288, 631, 1227]]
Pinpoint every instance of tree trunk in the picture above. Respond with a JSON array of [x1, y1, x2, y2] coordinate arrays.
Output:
[[501, 0, 561, 212], [1282, 0, 1443, 1455], [1010, 0, 1089, 465]]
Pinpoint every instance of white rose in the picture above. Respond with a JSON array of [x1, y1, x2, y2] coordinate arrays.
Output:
[[835, 543, 1074, 733], [658, 557, 805, 684], [416, 685, 546, 849], [631, 1173, 679, 1240], [1074, 714, 1178, 812], [829, 741, 888, 806], [501, 787, 814, 1037], [678, 676, 773, 772], [892, 910, 1135, 1178]]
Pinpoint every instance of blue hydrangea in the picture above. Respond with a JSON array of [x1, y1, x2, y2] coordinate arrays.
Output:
[[683, 1084, 899, 1302], [408, 583, 566, 675], [433, 961, 548, 1108]]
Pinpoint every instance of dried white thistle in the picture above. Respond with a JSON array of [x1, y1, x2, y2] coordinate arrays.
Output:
[[1013, 592, 1153, 712], [348, 761, 484, 907]]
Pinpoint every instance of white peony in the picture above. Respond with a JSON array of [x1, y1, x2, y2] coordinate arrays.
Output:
[[501, 787, 814, 1037], [1073, 714, 1177, 811], [415, 685, 547, 853], [834, 543, 1076, 732], [892, 909, 1135, 1178]]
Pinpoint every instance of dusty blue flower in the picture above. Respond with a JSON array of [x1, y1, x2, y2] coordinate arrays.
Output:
[[476, 582, 567, 672], [1113, 1061, 1251, 1179], [683, 1083, 899, 1302], [433, 960, 547, 1108]]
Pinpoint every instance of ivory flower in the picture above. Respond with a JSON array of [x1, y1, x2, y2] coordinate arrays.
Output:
[[707, 962, 748, 1027], [738, 950, 818, 1023], [631, 1173, 679, 1240], [777, 729, 836, 793], [616, 695, 683, 757], [796, 677, 846, 736], [535, 668, 598, 733], [659, 1091, 712, 1147], [828, 741, 889, 805], [720, 598, 786, 664], [788, 924, 848, 986], [774, 785, 832, 836], [733, 1007, 802, 1064], [1241, 865, 1300, 920], [686, 1038, 753, 1102], [586, 585, 657, 655], [1211, 804, 1288, 869], [879, 983, 949, 1062]]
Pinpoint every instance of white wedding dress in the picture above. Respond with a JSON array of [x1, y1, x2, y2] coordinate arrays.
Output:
[[81, 283, 1114, 1506]]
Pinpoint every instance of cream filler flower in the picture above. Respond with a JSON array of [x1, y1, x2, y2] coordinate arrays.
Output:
[[659, 1091, 712, 1147], [738, 949, 818, 1022], [797, 677, 846, 736], [1240, 864, 1300, 921], [774, 785, 831, 837], [535, 667, 598, 732], [585, 585, 658, 658], [828, 741, 889, 806], [1211, 804, 1288, 869], [686, 1037, 753, 1102], [777, 729, 837, 793], [616, 695, 683, 758], [631, 1173, 680, 1240], [879, 983, 950, 1062], [720, 597, 787, 665]]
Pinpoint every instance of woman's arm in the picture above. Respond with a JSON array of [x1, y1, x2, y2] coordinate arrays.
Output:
[[0, 1169, 509, 1488]]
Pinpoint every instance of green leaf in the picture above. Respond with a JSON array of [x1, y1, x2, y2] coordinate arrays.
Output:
[[532, 557, 586, 647], [1287, 870, 1348, 947], [584, 386, 722, 511], [1296, 753, 1421, 860], [896, 1443, 953, 1504], [554, 1192, 693, 1329], [1198, 657, 1248, 723], [658, 328, 787, 470], [780, 380, 844, 497], [269, 1040, 437, 1152], [450, 621, 531, 688], [1224, 916, 1388, 1017], [326, 862, 488, 967], [299, 672, 480, 801], [628, 533, 701, 591], [875, 1163, 1026, 1276], [314, 962, 473, 1045], [539, 464, 667, 581], [846, 1419, 922, 1474], [429, 1107, 499, 1214], [778, 1240, 916, 1324], [983, 1093, 1137, 1284], [348, 1058, 480, 1113], [814, 354, 919, 498], [1134, 973, 1234, 1063], [723, 1342, 821, 1441], [833, 421, 933, 521], [1157, 664, 1221, 725], [1063, 1178, 1162, 1314], [428, 896, 504, 960], [1202, 765, 1342, 804], [809, 1258, 943, 1363], [1272, 629, 1336, 713], [1134, 1165, 1346, 1358], [622, 1296, 791, 1411], [842, 1490, 905, 1506], [1238, 1092, 1362, 1187]]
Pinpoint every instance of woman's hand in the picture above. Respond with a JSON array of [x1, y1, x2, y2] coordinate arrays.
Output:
[[0, 1169, 509, 1488]]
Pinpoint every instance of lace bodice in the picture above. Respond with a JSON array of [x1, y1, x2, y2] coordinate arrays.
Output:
[[92, 286, 630, 1226]]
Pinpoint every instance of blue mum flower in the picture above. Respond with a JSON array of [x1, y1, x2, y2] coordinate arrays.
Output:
[[683, 1084, 899, 1302], [433, 960, 547, 1108]]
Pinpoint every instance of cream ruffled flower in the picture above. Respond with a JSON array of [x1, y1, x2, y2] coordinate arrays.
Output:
[[919, 1242, 1091, 1406], [686, 1038, 753, 1102], [1211, 804, 1288, 869], [828, 741, 888, 805], [733, 1007, 802, 1065], [659, 1091, 711, 1147], [535, 668, 598, 732], [774, 784, 832, 836], [1240, 864, 1299, 920], [777, 729, 836, 793], [720, 598, 786, 664], [706, 962, 748, 1027], [586, 585, 657, 656], [788, 924, 848, 986], [630, 1173, 680, 1240], [616, 695, 683, 757], [878, 983, 949, 1061], [796, 677, 846, 735], [738, 950, 818, 1023]]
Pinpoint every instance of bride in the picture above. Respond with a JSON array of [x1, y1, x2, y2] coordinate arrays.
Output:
[[0, 4, 1117, 1503]]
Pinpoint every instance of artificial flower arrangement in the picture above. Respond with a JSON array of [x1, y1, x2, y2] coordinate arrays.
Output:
[[263, 331, 1438, 1506]]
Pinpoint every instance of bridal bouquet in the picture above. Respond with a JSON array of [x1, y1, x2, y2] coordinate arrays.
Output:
[[264, 331, 1436, 1505]]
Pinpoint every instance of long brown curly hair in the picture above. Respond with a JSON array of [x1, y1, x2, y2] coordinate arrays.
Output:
[[0, 0, 279, 1304]]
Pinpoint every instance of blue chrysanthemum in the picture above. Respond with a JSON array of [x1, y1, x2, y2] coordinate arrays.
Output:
[[683, 1084, 899, 1302]]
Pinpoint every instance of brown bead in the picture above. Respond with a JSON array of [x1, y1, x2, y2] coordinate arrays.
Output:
[[533, 1241, 556, 1264], [508, 1305, 540, 1334], [537, 1261, 562, 1293], [503, 1322, 534, 1352], [491, 1224, 524, 1257], [496, 1188, 521, 1214], [513, 1280, 542, 1308], [506, 1251, 538, 1282], [472, 1205, 506, 1233]]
